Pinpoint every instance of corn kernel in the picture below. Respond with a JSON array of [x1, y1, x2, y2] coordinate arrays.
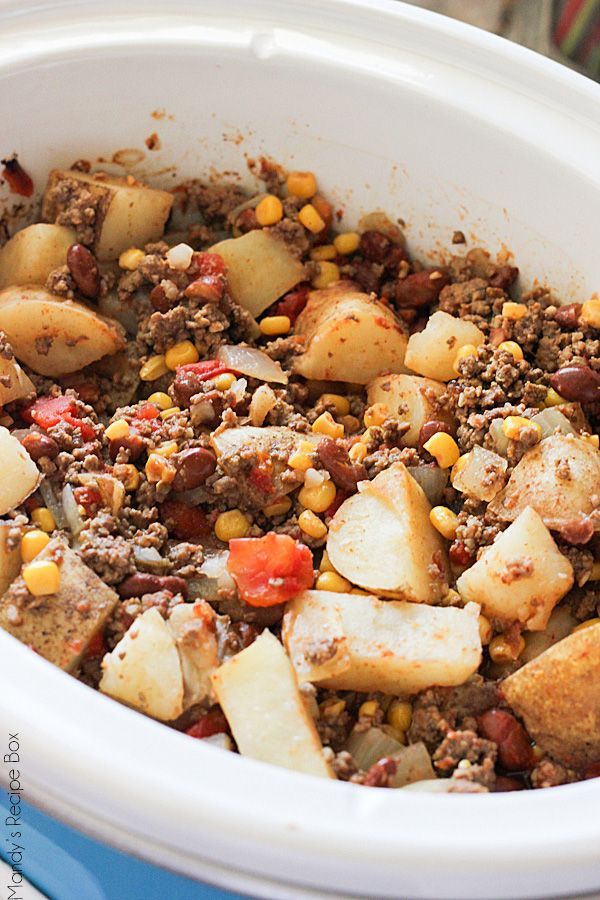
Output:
[[333, 232, 360, 255], [255, 194, 283, 226], [160, 406, 181, 420], [259, 315, 291, 336], [572, 617, 600, 633], [360, 427, 375, 445], [145, 453, 176, 484], [489, 634, 525, 664], [117, 464, 140, 491], [312, 261, 340, 289], [262, 497, 292, 518], [321, 699, 346, 719], [311, 195, 333, 227], [478, 615, 492, 645], [139, 354, 168, 382], [453, 343, 478, 374], [386, 699, 412, 733], [214, 372, 237, 391], [312, 411, 344, 439], [154, 440, 179, 458], [286, 171, 317, 199], [31, 507, 56, 533], [214, 509, 251, 542], [147, 391, 173, 411], [429, 506, 459, 540], [319, 393, 350, 417], [502, 301, 528, 320], [310, 244, 337, 261], [165, 341, 199, 371], [315, 570, 352, 592], [20, 530, 50, 563], [319, 550, 335, 572], [364, 403, 389, 428], [349, 442, 367, 463], [298, 480, 337, 514], [450, 452, 470, 485], [118, 247, 145, 270], [502, 415, 542, 442], [580, 298, 600, 329], [104, 418, 130, 441], [288, 441, 315, 471], [22, 559, 60, 596], [582, 433, 600, 449], [498, 340, 524, 361], [589, 561, 600, 581], [359, 700, 379, 718], [298, 203, 326, 234], [423, 432, 460, 468], [545, 387, 565, 407], [298, 510, 327, 539], [531, 744, 545, 762]]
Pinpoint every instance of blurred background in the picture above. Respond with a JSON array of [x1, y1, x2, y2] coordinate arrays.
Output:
[[405, 0, 600, 79]]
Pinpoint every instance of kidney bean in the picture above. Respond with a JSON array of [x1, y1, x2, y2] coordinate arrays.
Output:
[[184, 275, 223, 303], [118, 572, 188, 599], [494, 775, 525, 792], [410, 315, 428, 335], [67, 244, 100, 299], [362, 757, 398, 788], [395, 269, 450, 308], [418, 420, 451, 453], [478, 709, 534, 772], [489, 265, 519, 290], [449, 541, 474, 567], [554, 303, 582, 330], [559, 516, 594, 546], [1, 157, 33, 196], [149, 284, 172, 313], [160, 499, 209, 541], [186, 708, 230, 739], [384, 244, 409, 275], [489, 326, 508, 347], [272, 284, 310, 324], [317, 437, 367, 493], [550, 365, 600, 404], [232, 622, 260, 649], [583, 761, 600, 780], [235, 208, 259, 234], [108, 433, 144, 462], [172, 447, 217, 492], [359, 230, 392, 263], [353, 261, 381, 295], [21, 431, 59, 460]]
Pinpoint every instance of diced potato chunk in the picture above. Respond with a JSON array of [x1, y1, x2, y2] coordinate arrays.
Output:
[[404, 310, 485, 381], [42, 169, 173, 260], [451, 445, 508, 502], [502, 622, 600, 767], [0, 224, 76, 289], [294, 282, 408, 384], [167, 601, 218, 710], [457, 507, 573, 631], [488, 434, 600, 530], [0, 286, 126, 376], [327, 462, 449, 603], [0, 426, 40, 515], [0, 539, 118, 671], [0, 353, 34, 406], [211, 630, 332, 778], [283, 591, 482, 694], [100, 607, 184, 721], [210, 230, 306, 317], [0, 523, 22, 595], [367, 373, 452, 447], [521, 604, 577, 664]]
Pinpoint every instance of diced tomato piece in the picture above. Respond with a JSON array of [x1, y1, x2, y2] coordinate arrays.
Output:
[[73, 485, 103, 516], [186, 708, 229, 739], [192, 252, 227, 278], [177, 359, 232, 381], [160, 499, 210, 541], [248, 458, 274, 495], [86, 629, 106, 659], [272, 284, 309, 324], [135, 403, 160, 420], [324, 489, 347, 519], [25, 396, 96, 441], [227, 532, 314, 607]]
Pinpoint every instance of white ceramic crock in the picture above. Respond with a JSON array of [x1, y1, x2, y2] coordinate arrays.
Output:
[[0, 2, 599, 897]]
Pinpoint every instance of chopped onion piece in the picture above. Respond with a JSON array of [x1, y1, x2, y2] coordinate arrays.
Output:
[[304, 467, 328, 489], [249, 384, 277, 426], [229, 193, 267, 225], [191, 399, 216, 426], [345, 726, 404, 771], [451, 445, 507, 502], [61, 484, 83, 536], [389, 742, 435, 788], [133, 546, 170, 572], [189, 551, 235, 601], [531, 408, 576, 439], [406, 466, 448, 506], [166, 242, 194, 270], [489, 418, 509, 456], [358, 211, 405, 246], [39, 480, 67, 529], [231, 377, 247, 403], [401, 778, 451, 793], [217, 345, 288, 385]]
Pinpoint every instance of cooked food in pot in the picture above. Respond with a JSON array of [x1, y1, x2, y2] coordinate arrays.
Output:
[[0, 159, 598, 792]]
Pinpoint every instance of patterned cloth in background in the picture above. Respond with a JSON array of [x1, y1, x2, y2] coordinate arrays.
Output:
[[553, 0, 600, 76]]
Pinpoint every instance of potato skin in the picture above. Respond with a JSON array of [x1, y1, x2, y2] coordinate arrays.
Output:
[[502, 622, 600, 768]]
